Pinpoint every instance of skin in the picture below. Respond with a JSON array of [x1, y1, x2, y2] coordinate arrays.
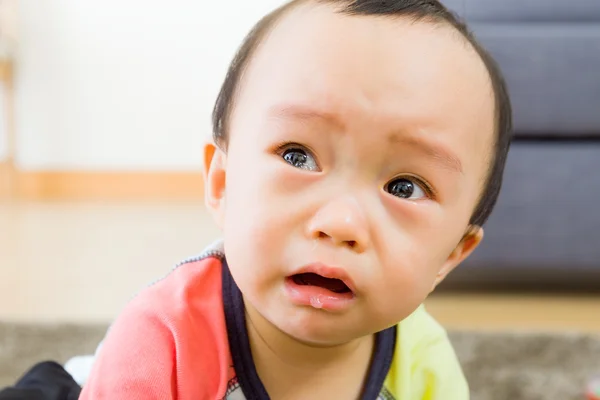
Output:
[[203, 3, 495, 398]]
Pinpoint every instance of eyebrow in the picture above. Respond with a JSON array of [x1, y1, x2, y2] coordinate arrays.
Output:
[[269, 103, 464, 174], [388, 133, 464, 174], [268, 104, 345, 129]]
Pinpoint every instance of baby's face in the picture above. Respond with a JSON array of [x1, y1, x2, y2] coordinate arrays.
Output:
[[209, 4, 495, 345]]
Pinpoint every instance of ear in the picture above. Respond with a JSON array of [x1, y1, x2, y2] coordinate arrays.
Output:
[[202, 141, 227, 229], [431, 226, 484, 291]]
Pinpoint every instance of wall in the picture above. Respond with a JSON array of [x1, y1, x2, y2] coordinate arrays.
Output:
[[0, 81, 6, 161], [15, 0, 285, 170]]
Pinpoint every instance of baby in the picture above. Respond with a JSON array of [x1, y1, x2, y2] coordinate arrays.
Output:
[[80, 0, 512, 399]]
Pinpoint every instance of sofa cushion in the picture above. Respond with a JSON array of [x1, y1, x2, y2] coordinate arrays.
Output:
[[463, 142, 600, 270], [462, 0, 600, 22], [440, 0, 466, 17], [471, 23, 600, 136]]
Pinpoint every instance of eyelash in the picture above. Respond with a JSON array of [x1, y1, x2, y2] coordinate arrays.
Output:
[[273, 141, 318, 160], [272, 141, 436, 199], [389, 175, 437, 200]]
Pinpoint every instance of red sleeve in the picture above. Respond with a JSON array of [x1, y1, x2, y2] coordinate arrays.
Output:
[[79, 257, 233, 400], [79, 299, 177, 400]]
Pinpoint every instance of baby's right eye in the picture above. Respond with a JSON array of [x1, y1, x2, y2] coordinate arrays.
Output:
[[281, 146, 319, 172]]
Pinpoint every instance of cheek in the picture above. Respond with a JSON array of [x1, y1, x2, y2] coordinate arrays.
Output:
[[222, 178, 280, 255], [224, 150, 317, 230], [373, 216, 460, 296], [224, 151, 278, 220], [382, 243, 441, 289], [366, 247, 444, 324], [367, 261, 432, 324], [221, 156, 300, 282]]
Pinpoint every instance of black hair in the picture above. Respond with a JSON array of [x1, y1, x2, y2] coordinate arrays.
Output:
[[212, 0, 513, 227]]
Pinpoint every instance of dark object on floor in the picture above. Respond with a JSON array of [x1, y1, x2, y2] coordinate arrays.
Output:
[[0, 361, 80, 400]]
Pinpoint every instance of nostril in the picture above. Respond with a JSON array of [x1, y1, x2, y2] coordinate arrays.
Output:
[[313, 231, 360, 250]]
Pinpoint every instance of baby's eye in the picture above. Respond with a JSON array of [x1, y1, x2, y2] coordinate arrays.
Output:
[[282, 147, 319, 171], [385, 177, 429, 200]]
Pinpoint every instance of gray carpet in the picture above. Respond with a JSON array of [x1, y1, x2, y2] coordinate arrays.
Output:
[[1, 323, 599, 400]]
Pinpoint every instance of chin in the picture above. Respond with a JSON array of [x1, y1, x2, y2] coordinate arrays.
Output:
[[274, 310, 365, 347]]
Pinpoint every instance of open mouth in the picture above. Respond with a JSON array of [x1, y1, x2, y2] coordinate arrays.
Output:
[[291, 273, 353, 294]]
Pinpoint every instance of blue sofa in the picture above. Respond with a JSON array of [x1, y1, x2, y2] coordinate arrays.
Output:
[[441, 0, 600, 290]]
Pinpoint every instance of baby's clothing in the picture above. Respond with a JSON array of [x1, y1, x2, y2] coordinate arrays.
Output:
[[80, 241, 468, 400]]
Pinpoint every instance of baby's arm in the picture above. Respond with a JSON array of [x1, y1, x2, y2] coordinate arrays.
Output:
[[79, 298, 177, 400], [412, 330, 469, 399], [387, 306, 469, 400], [411, 309, 469, 400]]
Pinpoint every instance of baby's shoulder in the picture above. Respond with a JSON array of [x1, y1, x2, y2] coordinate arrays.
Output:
[[81, 253, 232, 399], [100, 253, 230, 367], [395, 304, 456, 363], [399, 304, 448, 344], [126, 253, 226, 325], [390, 305, 468, 398]]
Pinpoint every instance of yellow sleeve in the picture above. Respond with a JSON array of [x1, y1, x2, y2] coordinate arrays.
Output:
[[383, 306, 469, 400], [409, 320, 469, 400]]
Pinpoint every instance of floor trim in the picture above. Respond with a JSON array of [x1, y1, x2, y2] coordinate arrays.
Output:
[[0, 161, 14, 198], [5, 170, 204, 201]]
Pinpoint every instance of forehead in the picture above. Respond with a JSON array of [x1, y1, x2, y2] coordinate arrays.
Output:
[[231, 3, 495, 175]]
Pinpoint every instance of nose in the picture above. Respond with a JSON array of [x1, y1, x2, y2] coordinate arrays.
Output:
[[306, 195, 370, 253]]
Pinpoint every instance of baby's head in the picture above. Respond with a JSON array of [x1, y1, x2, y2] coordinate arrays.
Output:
[[203, 0, 512, 345]]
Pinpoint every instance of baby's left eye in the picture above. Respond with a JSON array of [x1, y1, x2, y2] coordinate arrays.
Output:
[[282, 147, 319, 171], [385, 178, 429, 200]]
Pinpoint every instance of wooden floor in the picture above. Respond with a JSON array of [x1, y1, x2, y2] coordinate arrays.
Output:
[[1, 200, 599, 333], [425, 293, 600, 333]]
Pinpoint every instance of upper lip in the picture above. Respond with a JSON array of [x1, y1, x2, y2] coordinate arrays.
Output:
[[290, 262, 357, 293]]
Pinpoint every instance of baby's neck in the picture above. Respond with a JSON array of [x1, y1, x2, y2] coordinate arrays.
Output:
[[245, 302, 375, 399]]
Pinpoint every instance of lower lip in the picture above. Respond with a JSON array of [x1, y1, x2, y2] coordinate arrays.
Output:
[[284, 278, 356, 312]]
